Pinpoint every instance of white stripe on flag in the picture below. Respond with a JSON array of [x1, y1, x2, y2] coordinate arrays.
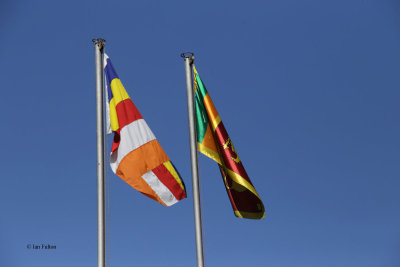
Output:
[[103, 53, 112, 134], [142, 170, 178, 206], [110, 119, 156, 172]]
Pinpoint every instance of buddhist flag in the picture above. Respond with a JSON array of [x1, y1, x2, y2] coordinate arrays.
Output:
[[104, 54, 186, 206], [194, 66, 265, 219]]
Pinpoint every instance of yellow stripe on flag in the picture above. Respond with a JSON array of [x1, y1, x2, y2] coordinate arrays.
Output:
[[109, 78, 131, 131], [224, 168, 261, 200], [198, 143, 222, 165], [109, 101, 119, 131], [110, 78, 130, 104], [163, 161, 185, 191], [234, 210, 265, 219]]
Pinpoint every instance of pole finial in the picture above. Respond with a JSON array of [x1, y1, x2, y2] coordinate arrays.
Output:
[[181, 52, 194, 63], [92, 38, 106, 49]]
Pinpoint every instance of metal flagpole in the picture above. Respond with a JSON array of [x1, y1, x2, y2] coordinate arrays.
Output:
[[93, 38, 106, 267], [181, 52, 205, 267]]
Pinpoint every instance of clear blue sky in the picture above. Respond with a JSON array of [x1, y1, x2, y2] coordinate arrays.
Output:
[[1, 0, 399, 266]]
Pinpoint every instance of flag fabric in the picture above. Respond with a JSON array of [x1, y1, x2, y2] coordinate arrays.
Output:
[[103, 54, 186, 206], [194, 65, 265, 219]]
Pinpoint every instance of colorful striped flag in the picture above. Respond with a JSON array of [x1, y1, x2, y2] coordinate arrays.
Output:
[[194, 66, 265, 219], [104, 54, 186, 206]]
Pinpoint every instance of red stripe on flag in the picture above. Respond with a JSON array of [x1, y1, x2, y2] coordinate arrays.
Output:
[[152, 164, 186, 201], [115, 99, 143, 131], [213, 122, 253, 184], [111, 99, 142, 153]]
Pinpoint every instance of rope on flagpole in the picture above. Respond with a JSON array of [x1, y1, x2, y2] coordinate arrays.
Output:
[[101, 43, 110, 267], [105, 133, 110, 267]]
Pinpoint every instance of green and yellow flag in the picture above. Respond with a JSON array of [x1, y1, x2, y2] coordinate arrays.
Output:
[[194, 65, 265, 219]]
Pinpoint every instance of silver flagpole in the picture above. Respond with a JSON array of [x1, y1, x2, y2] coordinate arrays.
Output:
[[181, 52, 205, 267], [93, 38, 106, 267]]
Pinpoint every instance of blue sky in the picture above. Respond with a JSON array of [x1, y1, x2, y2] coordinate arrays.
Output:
[[1, 0, 399, 266]]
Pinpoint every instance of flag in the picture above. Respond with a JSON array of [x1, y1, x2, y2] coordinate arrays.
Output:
[[104, 54, 186, 206], [194, 65, 265, 219]]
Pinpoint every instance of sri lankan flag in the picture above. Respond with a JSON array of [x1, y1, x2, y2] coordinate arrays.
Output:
[[194, 66, 265, 219], [104, 54, 186, 206]]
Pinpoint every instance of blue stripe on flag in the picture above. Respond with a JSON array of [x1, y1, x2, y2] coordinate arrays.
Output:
[[104, 58, 119, 101]]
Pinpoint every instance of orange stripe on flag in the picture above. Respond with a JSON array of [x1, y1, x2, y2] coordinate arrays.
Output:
[[198, 124, 222, 165], [203, 94, 221, 130], [116, 139, 170, 201]]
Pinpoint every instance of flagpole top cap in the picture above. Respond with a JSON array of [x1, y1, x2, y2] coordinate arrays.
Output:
[[92, 38, 106, 48], [181, 52, 194, 60]]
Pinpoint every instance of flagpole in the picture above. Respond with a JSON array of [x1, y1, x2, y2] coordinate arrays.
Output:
[[93, 38, 106, 267], [181, 52, 205, 267]]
